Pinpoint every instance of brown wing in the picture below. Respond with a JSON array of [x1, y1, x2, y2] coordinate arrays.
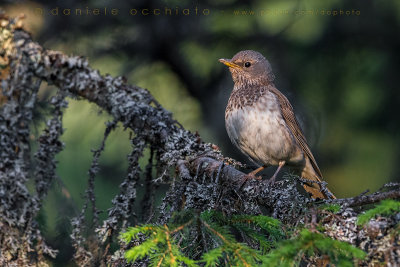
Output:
[[269, 86, 323, 178]]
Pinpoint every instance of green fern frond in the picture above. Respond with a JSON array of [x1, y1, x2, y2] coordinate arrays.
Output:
[[200, 220, 267, 266], [264, 229, 366, 266], [318, 204, 341, 213], [231, 214, 283, 242], [124, 234, 162, 263], [121, 210, 367, 267], [357, 199, 400, 226], [200, 210, 226, 225], [231, 214, 280, 229], [176, 254, 198, 267], [120, 225, 159, 243], [202, 247, 224, 267], [121, 222, 198, 266]]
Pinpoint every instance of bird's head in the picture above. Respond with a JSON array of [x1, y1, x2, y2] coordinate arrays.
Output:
[[219, 50, 275, 85]]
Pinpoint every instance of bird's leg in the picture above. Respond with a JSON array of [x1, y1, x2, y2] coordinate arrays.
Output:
[[239, 165, 266, 189], [268, 161, 285, 185], [248, 165, 265, 179]]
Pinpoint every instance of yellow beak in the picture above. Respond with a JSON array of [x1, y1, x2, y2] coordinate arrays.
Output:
[[219, 58, 241, 69]]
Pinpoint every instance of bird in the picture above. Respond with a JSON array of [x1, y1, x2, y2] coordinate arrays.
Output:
[[219, 50, 335, 199]]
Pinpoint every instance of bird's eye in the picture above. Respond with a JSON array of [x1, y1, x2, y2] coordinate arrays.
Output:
[[244, 62, 251, 68]]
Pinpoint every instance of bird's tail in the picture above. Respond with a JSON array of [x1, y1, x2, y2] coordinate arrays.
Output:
[[301, 158, 336, 200]]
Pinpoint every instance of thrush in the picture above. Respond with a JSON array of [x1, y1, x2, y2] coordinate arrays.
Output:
[[219, 50, 335, 200]]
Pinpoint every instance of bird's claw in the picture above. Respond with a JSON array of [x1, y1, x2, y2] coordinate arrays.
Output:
[[266, 175, 276, 186], [239, 173, 262, 189], [245, 173, 262, 181]]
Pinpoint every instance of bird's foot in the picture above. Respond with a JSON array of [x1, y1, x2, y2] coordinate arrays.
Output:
[[239, 173, 262, 189], [246, 173, 262, 180], [266, 175, 277, 186], [238, 166, 265, 188], [247, 166, 265, 178], [266, 161, 285, 186], [242, 173, 262, 184]]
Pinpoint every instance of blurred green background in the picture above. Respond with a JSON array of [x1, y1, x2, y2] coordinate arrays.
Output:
[[3, 0, 400, 264]]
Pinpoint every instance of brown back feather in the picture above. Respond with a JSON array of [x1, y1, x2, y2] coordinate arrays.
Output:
[[268, 86, 337, 199], [268, 86, 323, 178]]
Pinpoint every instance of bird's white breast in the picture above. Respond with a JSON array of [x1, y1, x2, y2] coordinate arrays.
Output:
[[225, 91, 299, 166]]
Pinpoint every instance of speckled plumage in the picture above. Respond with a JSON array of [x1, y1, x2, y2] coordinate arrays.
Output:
[[220, 50, 335, 199], [226, 84, 301, 167]]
